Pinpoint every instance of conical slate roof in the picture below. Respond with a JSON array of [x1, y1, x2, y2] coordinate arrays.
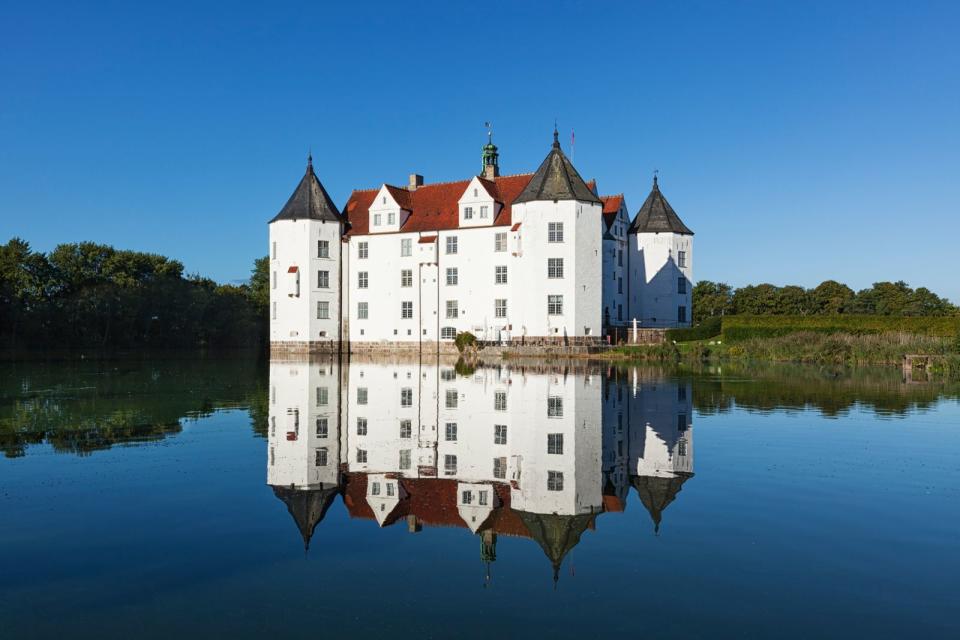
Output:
[[512, 130, 602, 205], [631, 473, 694, 534], [272, 484, 340, 551], [629, 176, 693, 235], [270, 155, 342, 223], [517, 511, 595, 583]]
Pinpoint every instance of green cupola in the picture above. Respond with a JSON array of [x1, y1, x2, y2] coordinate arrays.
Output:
[[481, 122, 499, 178]]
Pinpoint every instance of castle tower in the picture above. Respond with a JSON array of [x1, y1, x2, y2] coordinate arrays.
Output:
[[627, 176, 694, 328], [268, 154, 346, 354], [510, 128, 604, 342]]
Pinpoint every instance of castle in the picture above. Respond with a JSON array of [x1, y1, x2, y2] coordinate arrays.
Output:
[[268, 129, 694, 354]]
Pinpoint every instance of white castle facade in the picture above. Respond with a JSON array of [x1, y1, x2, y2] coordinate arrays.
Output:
[[268, 129, 694, 353]]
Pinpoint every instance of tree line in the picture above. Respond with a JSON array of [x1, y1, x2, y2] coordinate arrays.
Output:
[[693, 280, 958, 324], [0, 238, 270, 351]]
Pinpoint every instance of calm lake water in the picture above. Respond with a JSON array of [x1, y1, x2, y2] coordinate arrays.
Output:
[[1, 357, 958, 639]]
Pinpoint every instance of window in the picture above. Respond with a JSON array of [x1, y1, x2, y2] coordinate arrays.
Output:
[[678, 438, 688, 456], [399, 449, 411, 470], [494, 424, 507, 445], [357, 449, 367, 463], [617, 248, 623, 267], [371, 482, 381, 495], [373, 214, 382, 226], [271, 241, 277, 259], [495, 232, 507, 252], [478, 490, 488, 505], [388, 212, 395, 225], [494, 391, 507, 412], [446, 300, 458, 319], [678, 305, 687, 323], [678, 250, 687, 268], [462, 490, 473, 504], [464, 206, 473, 220], [358, 301, 368, 319], [618, 304, 623, 321], [358, 271, 368, 288], [357, 387, 368, 404], [401, 388, 412, 407], [445, 389, 458, 408], [446, 236, 458, 254], [316, 418, 328, 438], [548, 222, 564, 243], [316, 387, 328, 406], [495, 265, 507, 284], [548, 295, 563, 315], [401, 238, 412, 256], [272, 271, 277, 289], [356, 417, 367, 435], [547, 433, 564, 454], [317, 270, 329, 289], [677, 413, 688, 432], [548, 396, 564, 418], [441, 326, 456, 339], [618, 277, 623, 294], [493, 457, 506, 478], [400, 419, 412, 438], [401, 301, 413, 319], [444, 454, 457, 475], [445, 423, 457, 441], [678, 277, 686, 294], [548, 258, 563, 279], [386, 482, 395, 496], [272, 301, 276, 319], [547, 471, 564, 491], [317, 301, 329, 319], [678, 385, 687, 401], [315, 448, 328, 466], [358, 242, 369, 259], [480, 205, 489, 219], [401, 269, 413, 287], [494, 299, 507, 318], [318, 240, 329, 258]]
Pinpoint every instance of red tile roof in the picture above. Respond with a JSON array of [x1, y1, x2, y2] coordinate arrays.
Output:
[[344, 174, 534, 236], [417, 235, 437, 243], [600, 194, 624, 230]]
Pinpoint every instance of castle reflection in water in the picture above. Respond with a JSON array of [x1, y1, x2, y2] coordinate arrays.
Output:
[[267, 359, 693, 581]]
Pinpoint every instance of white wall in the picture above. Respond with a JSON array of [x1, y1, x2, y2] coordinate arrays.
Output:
[[628, 232, 693, 328]]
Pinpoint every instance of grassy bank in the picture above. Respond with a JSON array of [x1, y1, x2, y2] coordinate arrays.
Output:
[[606, 315, 960, 378]]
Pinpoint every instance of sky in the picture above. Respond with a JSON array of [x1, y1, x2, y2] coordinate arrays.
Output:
[[1, 1, 958, 300]]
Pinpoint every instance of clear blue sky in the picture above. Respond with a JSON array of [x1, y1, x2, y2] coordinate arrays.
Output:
[[2, 1, 958, 300]]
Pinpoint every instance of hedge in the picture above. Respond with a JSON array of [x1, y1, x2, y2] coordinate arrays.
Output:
[[666, 316, 723, 342], [721, 315, 960, 342]]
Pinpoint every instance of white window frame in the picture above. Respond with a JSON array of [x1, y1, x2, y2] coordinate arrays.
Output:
[[401, 301, 413, 319], [358, 271, 368, 288], [548, 222, 564, 243], [446, 236, 458, 254], [400, 238, 412, 256], [548, 258, 563, 279], [494, 299, 507, 318], [446, 300, 458, 319], [358, 242, 369, 259], [495, 265, 507, 285], [358, 301, 368, 320], [548, 294, 563, 315], [318, 240, 329, 258], [494, 232, 507, 252]]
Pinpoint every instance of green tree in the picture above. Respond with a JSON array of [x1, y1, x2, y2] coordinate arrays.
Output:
[[732, 284, 780, 315], [810, 280, 855, 314], [692, 281, 733, 323]]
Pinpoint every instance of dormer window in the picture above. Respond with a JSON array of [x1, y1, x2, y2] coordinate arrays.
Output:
[[388, 212, 396, 225], [464, 206, 473, 220], [480, 205, 489, 219], [373, 213, 382, 226]]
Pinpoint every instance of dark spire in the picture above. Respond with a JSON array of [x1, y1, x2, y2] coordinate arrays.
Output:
[[482, 122, 500, 178], [271, 484, 339, 551], [631, 473, 694, 534], [628, 175, 693, 235], [512, 129, 601, 205], [270, 155, 343, 223]]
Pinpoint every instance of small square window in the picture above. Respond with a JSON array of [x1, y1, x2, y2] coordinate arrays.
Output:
[[547, 471, 564, 491]]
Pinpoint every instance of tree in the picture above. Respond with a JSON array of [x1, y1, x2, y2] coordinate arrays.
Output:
[[692, 281, 732, 323], [731, 284, 780, 315], [810, 280, 855, 314], [249, 256, 270, 314]]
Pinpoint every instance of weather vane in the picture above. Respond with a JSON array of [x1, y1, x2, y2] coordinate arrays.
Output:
[[484, 121, 493, 143]]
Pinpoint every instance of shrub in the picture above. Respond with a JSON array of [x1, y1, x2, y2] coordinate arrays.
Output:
[[454, 331, 477, 353], [454, 358, 476, 376], [722, 315, 960, 342], [667, 316, 722, 343], [688, 342, 712, 361]]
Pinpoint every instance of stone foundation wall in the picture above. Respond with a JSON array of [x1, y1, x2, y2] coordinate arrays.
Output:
[[270, 341, 341, 358]]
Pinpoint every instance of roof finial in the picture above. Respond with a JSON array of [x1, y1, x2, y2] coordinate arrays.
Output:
[[552, 120, 560, 149], [653, 168, 659, 188], [307, 150, 313, 174], [485, 121, 493, 144]]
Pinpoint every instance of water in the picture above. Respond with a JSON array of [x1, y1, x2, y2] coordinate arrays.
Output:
[[1, 357, 958, 639]]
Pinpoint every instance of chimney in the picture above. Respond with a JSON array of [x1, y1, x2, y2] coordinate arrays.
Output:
[[408, 174, 424, 191]]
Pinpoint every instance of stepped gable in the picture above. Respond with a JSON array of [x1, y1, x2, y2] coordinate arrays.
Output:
[[343, 173, 533, 236], [629, 176, 693, 235], [270, 154, 342, 223]]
